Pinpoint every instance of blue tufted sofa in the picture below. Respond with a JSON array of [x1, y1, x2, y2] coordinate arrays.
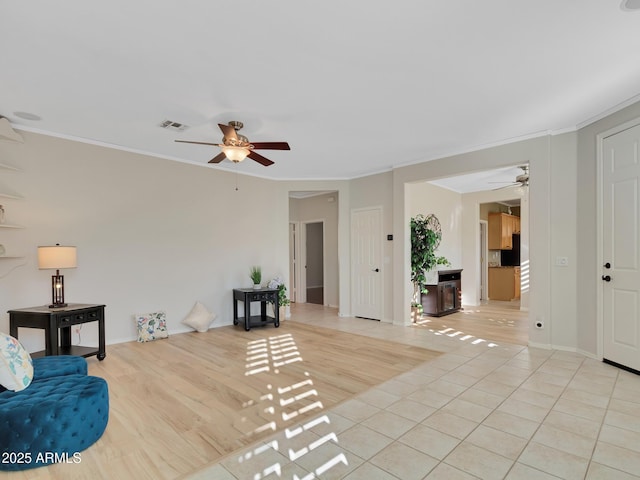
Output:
[[0, 356, 109, 471], [32, 355, 88, 380]]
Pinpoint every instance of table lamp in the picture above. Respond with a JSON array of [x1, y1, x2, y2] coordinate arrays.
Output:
[[38, 244, 77, 308]]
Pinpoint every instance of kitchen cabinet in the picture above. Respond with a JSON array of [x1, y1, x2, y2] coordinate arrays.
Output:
[[488, 266, 521, 301], [512, 215, 521, 234], [488, 212, 520, 250]]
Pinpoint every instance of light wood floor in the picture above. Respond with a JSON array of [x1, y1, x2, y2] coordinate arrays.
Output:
[[9, 314, 441, 480]]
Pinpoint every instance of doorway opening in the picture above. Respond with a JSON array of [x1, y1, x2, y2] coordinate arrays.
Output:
[[304, 221, 324, 305], [288, 191, 338, 308], [480, 199, 522, 310]]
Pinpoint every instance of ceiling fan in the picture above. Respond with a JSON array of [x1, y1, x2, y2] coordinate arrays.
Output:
[[175, 121, 290, 166], [492, 165, 529, 190]]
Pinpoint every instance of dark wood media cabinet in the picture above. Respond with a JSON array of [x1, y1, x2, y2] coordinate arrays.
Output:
[[421, 269, 463, 317]]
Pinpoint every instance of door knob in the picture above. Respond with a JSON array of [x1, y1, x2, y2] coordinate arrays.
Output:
[[602, 275, 611, 282], [372, 268, 380, 272], [604, 262, 611, 269]]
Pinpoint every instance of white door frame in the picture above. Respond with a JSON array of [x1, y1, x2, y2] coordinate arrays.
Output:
[[596, 116, 640, 360], [479, 219, 488, 302], [300, 219, 326, 305], [289, 221, 300, 303]]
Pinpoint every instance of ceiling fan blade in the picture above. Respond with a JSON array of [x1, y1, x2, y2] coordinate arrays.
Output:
[[208, 152, 226, 164], [492, 183, 519, 191], [250, 142, 291, 150], [218, 123, 238, 142], [175, 140, 219, 146], [248, 150, 274, 166]]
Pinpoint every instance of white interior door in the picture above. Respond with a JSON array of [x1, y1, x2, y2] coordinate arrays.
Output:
[[351, 207, 383, 320], [602, 122, 640, 371]]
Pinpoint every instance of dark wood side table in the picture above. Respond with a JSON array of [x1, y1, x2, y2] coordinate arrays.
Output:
[[233, 288, 279, 331], [8, 303, 106, 360]]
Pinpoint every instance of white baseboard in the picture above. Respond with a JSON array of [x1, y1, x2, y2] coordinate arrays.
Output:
[[527, 341, 552, 350], [576, 348, 599, 360], [527, 341, 600, 361]]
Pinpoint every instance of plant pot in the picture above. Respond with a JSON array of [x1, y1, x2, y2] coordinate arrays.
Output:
[[280, 305, 291, 319], [253, 284, 261, 289], [411, 305, 423, 323]]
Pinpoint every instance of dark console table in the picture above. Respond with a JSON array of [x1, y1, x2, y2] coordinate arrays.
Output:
[[8, 303, 106, 360], [233, 288, 279, 331], [421, 269, 463, 317]]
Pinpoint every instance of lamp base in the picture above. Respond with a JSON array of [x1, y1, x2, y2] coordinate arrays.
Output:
[[48, 303, 68, 309], [50, 272, 67, 309]]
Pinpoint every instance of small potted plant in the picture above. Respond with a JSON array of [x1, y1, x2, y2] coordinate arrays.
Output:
[[250, 266, 262, 289], [268, 276, 291, 318]]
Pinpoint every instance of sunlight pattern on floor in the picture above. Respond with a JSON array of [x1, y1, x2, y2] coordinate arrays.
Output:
[[414, 318, 498, 348], [233, 333, 347, 479]]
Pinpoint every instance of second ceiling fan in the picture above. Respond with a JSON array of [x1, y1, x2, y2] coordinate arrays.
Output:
[[176, 121, 290, 166], [491, 165, 529, 190]]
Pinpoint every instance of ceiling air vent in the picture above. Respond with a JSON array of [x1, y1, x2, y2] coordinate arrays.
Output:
[[621, 0, 640, 10], [159, 119, 188, 132]]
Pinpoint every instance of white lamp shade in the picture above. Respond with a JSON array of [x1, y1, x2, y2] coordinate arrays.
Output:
[[221, 146, 250, 162], [38, 245, 77, 269]]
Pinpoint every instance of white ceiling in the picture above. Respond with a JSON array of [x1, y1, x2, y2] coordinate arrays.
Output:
[[2, 1, 640, 182], [428, 165, 526, 194]]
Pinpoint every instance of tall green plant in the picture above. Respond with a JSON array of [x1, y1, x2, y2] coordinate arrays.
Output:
[[410, 214, 450, 299]]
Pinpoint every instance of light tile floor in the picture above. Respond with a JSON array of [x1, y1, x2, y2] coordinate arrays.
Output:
[[186, 307, 640, 480]]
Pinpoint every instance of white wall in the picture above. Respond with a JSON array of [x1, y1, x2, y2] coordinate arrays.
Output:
[[549, 132, 578, 350], [0, 132, 290, 351]]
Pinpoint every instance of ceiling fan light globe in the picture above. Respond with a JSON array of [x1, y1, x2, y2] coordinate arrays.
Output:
[[222, 146, 250, 162], [515, 185, 528, 196]]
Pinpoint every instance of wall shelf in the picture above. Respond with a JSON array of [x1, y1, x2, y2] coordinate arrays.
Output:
[[0, 192, 23, 200], [0, 155, 25, 269]]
